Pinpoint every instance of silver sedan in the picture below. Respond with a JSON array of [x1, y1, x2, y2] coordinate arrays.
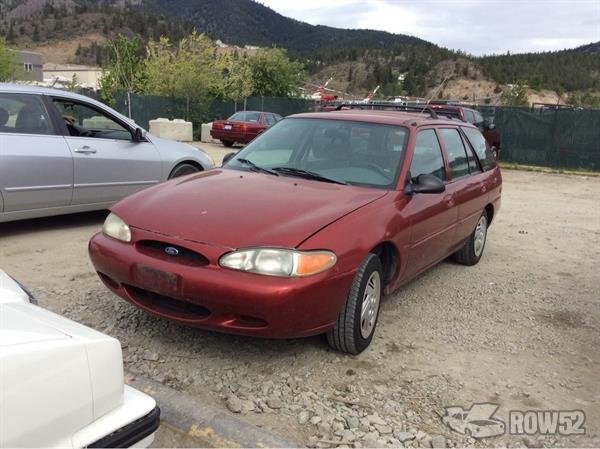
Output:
[[0, 84, 214, 223]]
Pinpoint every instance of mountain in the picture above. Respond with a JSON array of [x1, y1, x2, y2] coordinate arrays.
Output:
[[1, 0, 598, 98], [478, 44, 600, 92], [0, 0, 195, 64], [145, 0, 431, 56], [575, 42, 600, 54]]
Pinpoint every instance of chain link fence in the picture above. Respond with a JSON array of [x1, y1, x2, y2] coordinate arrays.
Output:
[[92, 92, 600, 172]]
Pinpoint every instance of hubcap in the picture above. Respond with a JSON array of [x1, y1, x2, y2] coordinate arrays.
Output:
[[474, 215, 488, 257], [360, 271, 381, 339]]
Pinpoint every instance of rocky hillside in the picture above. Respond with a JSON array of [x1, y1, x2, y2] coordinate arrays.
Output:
[[1, 0, 598, 101]]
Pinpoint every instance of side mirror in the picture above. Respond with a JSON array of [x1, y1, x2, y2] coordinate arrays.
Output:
[[132, 127, 146, 142], [222, 152, 236, 165], [405, 174, 445, 195]]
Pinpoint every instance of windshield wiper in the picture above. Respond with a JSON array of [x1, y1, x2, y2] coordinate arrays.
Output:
[[236, 158, 278, 176], [272, 166, 347, 185]]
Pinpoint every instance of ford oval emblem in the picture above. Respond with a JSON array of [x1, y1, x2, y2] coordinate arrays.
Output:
[[164, 246, 179, 256]]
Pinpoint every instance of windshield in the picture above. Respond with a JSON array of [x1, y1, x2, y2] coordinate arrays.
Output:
[[226, 118, 408, 189]]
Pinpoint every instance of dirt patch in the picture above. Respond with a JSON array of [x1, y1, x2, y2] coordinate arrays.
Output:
[[1, 169, 599, 448]]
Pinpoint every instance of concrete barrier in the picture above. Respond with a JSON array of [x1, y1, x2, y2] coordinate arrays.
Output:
[[201, 122, 220, 143], [149, 118, 193, 142]]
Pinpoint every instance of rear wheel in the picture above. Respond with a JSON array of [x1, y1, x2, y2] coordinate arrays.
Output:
[[221, 140, 234, 148], [453, 211, 488, 265], [168, 163, 200, 179], [327, 254, 383, 354]]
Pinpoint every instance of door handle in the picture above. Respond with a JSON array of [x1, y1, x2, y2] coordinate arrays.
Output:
[[74, 146, 97, 154]]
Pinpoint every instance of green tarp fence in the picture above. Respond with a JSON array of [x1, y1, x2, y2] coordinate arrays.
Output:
[[479, 106, 600, 171], [89, 91, 600, 171]]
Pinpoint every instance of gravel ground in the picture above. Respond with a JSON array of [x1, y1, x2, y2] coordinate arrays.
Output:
[[1, 168, 599, 448]]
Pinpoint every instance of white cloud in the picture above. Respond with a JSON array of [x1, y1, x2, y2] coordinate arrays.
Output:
[[259, 0, 600, 55]]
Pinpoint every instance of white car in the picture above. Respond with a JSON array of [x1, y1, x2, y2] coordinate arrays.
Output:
[[0, 270, 160, 447]]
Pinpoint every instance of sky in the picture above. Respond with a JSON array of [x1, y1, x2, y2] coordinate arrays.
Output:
[[259, 0, 600, 56]]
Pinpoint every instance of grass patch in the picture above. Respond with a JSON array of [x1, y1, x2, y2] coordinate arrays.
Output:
[[498, 162, 600, 177]]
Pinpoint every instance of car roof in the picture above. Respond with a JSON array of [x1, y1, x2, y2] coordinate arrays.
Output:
[[290, 110, 476, 128], [0, 83, 97, 103], [0, 83, 137, 128]]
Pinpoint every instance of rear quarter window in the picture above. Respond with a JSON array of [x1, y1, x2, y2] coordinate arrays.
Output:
[[461, 126, 497, 170]]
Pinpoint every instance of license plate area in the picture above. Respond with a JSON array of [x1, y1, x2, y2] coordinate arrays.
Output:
[[133, 264, 180, 297], [224, 124, 232, 130]]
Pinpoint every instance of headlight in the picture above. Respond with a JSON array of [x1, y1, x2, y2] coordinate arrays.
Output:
[[219, 248, 336, 277], [102, 212, 131, 242]]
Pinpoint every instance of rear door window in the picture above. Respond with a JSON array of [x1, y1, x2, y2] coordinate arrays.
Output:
[[0, 93, 54, 135], [439, 128, 470, 180], [410, 129, 445, 181], [460, 132, 482, 174], [462, 126, 497, 170]]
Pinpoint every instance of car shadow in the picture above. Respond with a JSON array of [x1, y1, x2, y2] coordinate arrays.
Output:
[[0, 210, 109, 238]]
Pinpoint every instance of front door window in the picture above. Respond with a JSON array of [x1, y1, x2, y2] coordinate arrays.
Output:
[[53, 99, 132, 141]]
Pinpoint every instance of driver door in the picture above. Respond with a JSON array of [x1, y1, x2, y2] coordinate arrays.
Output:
[[403, 129, 457, 278], [51, 97, 162, 205]]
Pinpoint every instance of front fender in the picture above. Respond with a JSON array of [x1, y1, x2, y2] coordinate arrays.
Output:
[[298, 191, 410, 294]]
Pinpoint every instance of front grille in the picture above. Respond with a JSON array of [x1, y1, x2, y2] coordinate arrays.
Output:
[[125, 285, 210, 320], [136, 240, 209, 267]]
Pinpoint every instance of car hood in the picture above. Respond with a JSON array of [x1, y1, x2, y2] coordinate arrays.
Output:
[[113, 168, 389, 248]]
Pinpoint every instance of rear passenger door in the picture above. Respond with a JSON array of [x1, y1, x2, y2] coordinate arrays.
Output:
[[0, 93, 72, 213], [403, 129, 457, 278], [438, 127, 486, 243]]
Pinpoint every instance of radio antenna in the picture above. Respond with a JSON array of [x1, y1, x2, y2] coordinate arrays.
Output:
[[419, 74, 450, 115]]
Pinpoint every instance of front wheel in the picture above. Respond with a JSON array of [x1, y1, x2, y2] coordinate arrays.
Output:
[[453, 211, 488, 265], [168, 163, 200, 179], [327, 253, 383, 354]]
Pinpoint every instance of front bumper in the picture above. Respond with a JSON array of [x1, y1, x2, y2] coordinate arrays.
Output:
[[90, 406, 160, 448], [89, 230, 355, 338], [72, 385, 159, 448]]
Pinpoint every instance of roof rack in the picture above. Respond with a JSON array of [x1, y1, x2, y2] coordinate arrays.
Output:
[[333, 103, 439, 119]]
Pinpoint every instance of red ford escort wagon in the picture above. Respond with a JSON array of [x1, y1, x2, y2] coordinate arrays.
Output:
[[89, 106, 501, 354]]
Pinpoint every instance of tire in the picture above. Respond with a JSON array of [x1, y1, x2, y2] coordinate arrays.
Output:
[[491, 146, 499, 160], [453, 210, 488, 266], [327, 253, 383, 354], [168, 163, 200, 179], [222, 140, 234, 148]]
